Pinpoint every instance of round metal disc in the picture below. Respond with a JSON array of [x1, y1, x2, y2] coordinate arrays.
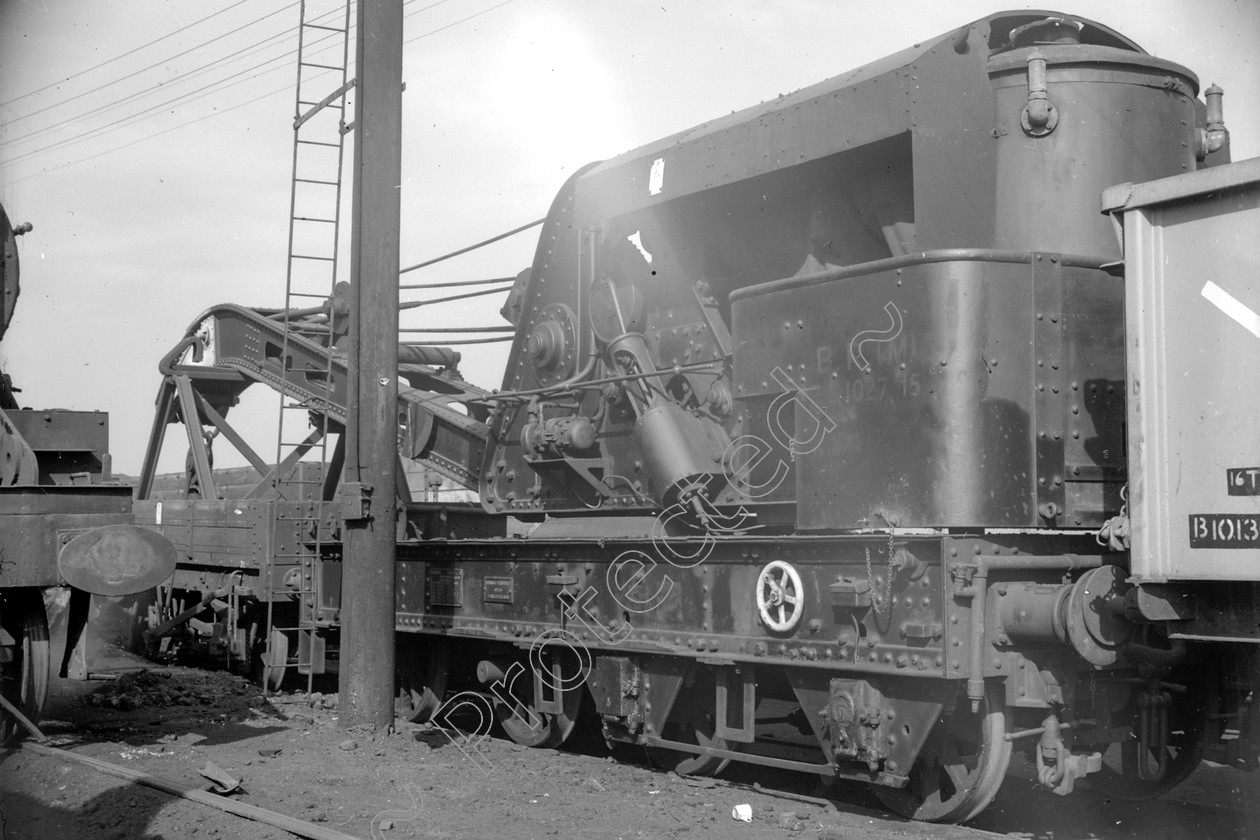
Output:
[[58, 524, 177, 597], [1066, 564, 1132, 667]]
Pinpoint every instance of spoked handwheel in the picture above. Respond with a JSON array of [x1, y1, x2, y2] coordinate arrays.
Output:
[[1087, 671, 1212, 800], [874, 683, 1012, 824], [396, 638, 450, 724], [1, 588, 51, 743], [756, 560, 805, 634], [647, 670, 734, 777]]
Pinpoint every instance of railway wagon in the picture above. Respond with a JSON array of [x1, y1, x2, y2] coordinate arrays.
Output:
[[134, 11, 1259, 822], [0, 202, 175, 742]]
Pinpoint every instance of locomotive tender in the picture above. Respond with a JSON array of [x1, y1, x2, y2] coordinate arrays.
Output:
[[136, 11, 1260, 822]]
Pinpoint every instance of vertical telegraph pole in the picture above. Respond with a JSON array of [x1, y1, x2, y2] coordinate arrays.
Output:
[[340, 0, 403, 730]]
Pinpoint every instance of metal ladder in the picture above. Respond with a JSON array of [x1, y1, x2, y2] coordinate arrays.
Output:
[[267, 0, 356, 693]]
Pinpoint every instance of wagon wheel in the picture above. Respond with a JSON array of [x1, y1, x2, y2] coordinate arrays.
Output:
[[257, 628, 289, 693], [874, 683, 1011, 823], [647, 671, 734, 777], [397, 679, 442, 724], [656, 703, 732, 777], [0, 589, 50, 744], [1087, 671, 1211, 800], [493, 641, 586, 749], [495, 681, 583, 749], [121, 589, 156, 656], [142, 584, 182, 660], [396, 638, 450, 724]]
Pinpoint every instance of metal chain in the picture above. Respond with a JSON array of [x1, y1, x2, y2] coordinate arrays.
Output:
[[866, 539, 896, 615], [1096, 482, 1130, 549], [865, 545, 875, 612], [885, 532, 897, 609]]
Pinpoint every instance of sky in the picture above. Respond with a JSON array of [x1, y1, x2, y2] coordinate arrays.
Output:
[[1, 0, 1257, 477]]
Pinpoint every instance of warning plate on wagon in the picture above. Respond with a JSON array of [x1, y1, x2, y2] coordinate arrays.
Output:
[[1189, 514, 1260, 548]]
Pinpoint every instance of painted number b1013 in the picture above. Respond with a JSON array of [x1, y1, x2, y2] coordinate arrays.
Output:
[[1189, 514, 1260, 548]]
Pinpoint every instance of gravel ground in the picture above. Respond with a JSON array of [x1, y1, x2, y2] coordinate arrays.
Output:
[[1, 655, 989, 840], [2, 616, 1258, 840]]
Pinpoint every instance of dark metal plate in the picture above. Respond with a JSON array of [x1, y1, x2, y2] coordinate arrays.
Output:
[[483, 576, 514, 604], [426, 568, 463, 607], [1188, 514, 1260, 549], [1227, 468, 1260, 496]]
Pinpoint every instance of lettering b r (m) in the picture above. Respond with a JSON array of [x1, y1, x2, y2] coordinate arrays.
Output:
[[767, 366, 836, 456]]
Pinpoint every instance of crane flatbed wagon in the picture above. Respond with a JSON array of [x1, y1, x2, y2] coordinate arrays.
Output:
[[133, 11, 1260, 823]]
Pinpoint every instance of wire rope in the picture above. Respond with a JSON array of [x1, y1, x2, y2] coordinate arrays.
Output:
[[399, 286, 509, 309], [399, 218, 542, 275]]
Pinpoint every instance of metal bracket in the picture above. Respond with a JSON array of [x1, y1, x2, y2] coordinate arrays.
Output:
[[692, 281, 734, 360], [339, 481, 372, 521], [533, 659, 565, 716], [1021, 50, 1059, 137], [294, 77, 357, 130], [297, 628, 326, 676], [950, 562, 979, 587], [714, 665, 757, 743]]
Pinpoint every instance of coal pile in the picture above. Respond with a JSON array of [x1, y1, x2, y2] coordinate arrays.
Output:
[[84, 669, 259, 712]]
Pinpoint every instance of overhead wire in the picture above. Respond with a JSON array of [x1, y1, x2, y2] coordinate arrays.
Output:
[[7, 3, 530, 379], [1, 19, 348, 167], [1, 42, 312, 168], [5, 1, 301, 133], [9, 0, 457, 147], [5, 0, 480, 178], [4, 83, 284, 186], [4, 3, 309, 150], [402, 0, 516, 45], [0, 0, 257, 109]]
